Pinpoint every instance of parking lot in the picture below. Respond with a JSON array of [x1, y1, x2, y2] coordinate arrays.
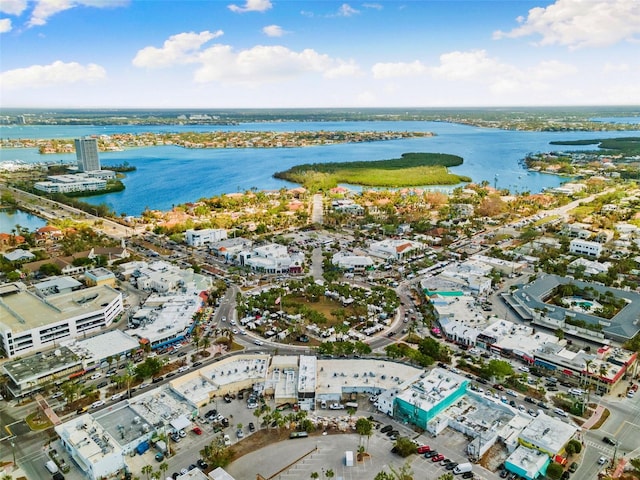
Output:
[[226, 407, 501, 480]]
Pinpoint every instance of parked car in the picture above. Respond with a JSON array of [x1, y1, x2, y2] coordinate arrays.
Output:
[[417, 445, 431, 454], [462, 472, 474, 479], [569, 462, 578, 473], [432, 454, 445, 462], [192, 427, 203, 435], [380, 425, 393, 433], [424, 451, 439, 458], [248, 422, 255, 432]]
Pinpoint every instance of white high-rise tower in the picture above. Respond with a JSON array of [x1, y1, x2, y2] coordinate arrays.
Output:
[[75, 137, 101, 172]]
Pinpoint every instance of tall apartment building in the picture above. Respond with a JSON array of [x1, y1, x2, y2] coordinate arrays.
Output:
[[75, 137, 101, 171]]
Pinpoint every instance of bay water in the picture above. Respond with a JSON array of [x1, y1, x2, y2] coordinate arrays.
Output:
[[2, 121, 639, 217]]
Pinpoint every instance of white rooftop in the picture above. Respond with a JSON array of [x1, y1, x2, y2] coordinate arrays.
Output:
[[65, 330, 140, 363]]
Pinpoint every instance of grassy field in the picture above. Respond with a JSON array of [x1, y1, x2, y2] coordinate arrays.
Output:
[[273, 152, 470, 190]]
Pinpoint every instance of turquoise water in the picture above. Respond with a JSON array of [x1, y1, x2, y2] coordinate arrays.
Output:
[[0, 209, 47, 234], [2, 121, 639, 216]]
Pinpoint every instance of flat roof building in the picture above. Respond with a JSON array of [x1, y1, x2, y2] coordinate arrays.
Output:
[[56, 414, 126, 480], [392, 367, 469, 431], [2, 346, 83, 397], [0, 282, 123, 359], [185, 228, 227, 247]]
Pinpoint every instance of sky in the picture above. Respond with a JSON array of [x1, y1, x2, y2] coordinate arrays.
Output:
[[1, 0, 639, 109]]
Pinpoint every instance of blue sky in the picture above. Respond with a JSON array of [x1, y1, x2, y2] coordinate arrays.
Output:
[[1, 0, 639, 108]]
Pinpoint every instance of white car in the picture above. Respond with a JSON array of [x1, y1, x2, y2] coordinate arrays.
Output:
[[90, 372, 102, 380], [223, 434, 231, 446], [254, 340, 264, 346], [598, 456, 607, 465], [110, 393, 124, 401], [91, 400, 105, 409], [518, 366, 530, 373]]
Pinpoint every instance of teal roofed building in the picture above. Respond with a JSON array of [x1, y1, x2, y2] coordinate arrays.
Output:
[[392, 367, 469, 432]]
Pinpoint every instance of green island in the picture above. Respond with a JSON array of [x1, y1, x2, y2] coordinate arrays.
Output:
[[549, 136, 640, 155], [273, 152, 470, 190]]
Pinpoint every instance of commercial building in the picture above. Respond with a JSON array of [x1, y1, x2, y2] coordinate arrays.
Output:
[[331, 252, 375, 271], [569, 239, 603, 258], [75, 137, 101, 172], [126, 292, 202, 351], [368, 239, 427, 261], [185, 228, 227, 247], [0, 281, 123, 359], [35, 174, 107, 194], [55, 414, 126, 480], [389, 367, 469, 431], [238, 243, 304, 274], [84, 267, 117, 288], [2, 346, 83, 398], [508, 274, 640, 342]]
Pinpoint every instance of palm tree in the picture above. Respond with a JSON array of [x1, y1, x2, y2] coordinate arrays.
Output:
[[158, 461, 169, 477], [141, 465, 153, 480], [61, 381, 81, 405], [310, 473, 319, 480], [202, 335, 211, 354], [325, 469, 335, 479]]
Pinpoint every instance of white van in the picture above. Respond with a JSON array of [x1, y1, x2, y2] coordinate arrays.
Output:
[[569, 388, 584, 396], [45, 460, 59, 474], [554, 408, 568, 417], [453, 463, 473, 474]]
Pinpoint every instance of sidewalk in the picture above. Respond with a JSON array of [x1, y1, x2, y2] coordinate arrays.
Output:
[[581, 404, 605, 429]]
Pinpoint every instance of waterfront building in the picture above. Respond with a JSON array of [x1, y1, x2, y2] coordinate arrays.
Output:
[[35, 174, 107, 194], [75, 137, 101, 172], [0, 281, 123, 358]]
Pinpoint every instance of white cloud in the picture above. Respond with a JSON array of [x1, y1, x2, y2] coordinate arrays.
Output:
[[362, 3, 383, 10], [228, 0, 272, 13], [0, 0, 27, 15], [324, 61, 362, 79], [28, 0, 128, 27], [132, 30, 223, 68], [262, 24, 285, 37], [337, 3, 359, 17], [429, 49, 578, 95], [372, 60, 427, 79], [0, 60, 105, 89], [603, 62, 630, 73], [432, 50, 505, 80], [194, 44, 355, 85], [0, 18, 12, 32], [493, 0, 640, 49]]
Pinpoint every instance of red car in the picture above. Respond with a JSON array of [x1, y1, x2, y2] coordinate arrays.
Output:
[[417, 445, 431, 454], [192, 426, 203, 435], [432, 454, 445, 462]]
